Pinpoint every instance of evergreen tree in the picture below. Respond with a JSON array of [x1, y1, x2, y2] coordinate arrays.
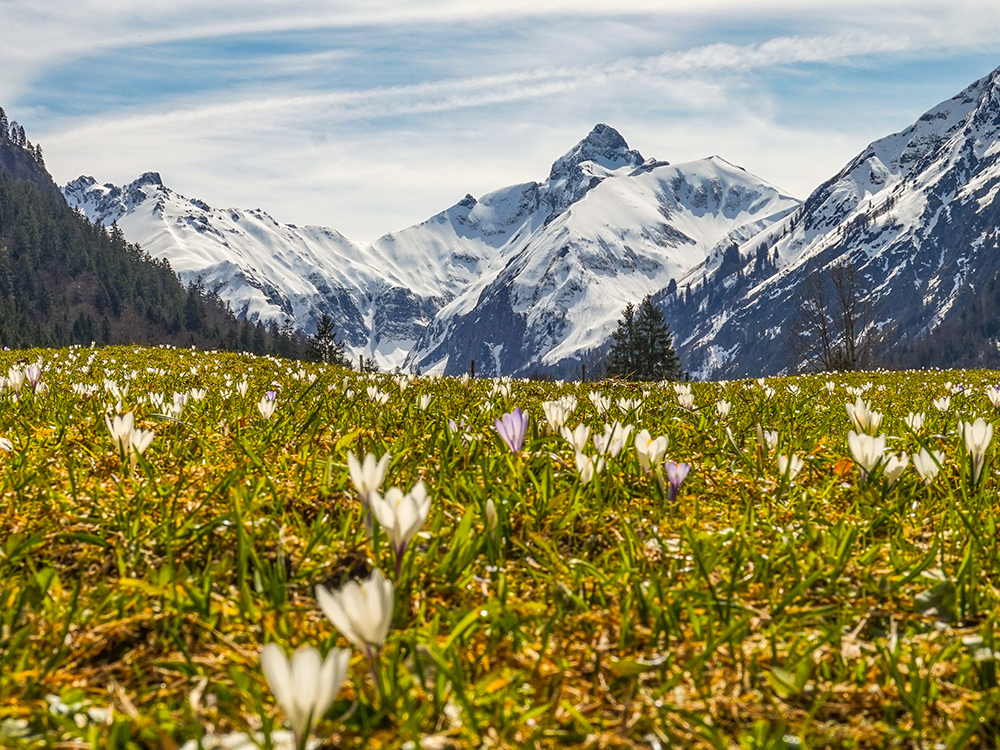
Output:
[[633, 295, 682, 381], [304, 314, 349, 366], [184, 277, 206, 331], [277, 317, 298, 358], [606, 302, 637, 379], [252, 321, 267, 354], [239, 322, 253, 352], [606, 295, 682, 381]]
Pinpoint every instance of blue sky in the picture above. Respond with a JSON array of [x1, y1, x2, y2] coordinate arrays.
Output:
[[3, 1, 1000, 241]]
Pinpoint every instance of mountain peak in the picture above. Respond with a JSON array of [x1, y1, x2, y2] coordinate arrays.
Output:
[[549, 124, 644, 180], [129, 172, 163, 189]]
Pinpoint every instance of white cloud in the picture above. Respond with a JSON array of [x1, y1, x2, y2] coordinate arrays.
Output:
[[31, 28, 946, 137], [7, 1, 1000, 240]]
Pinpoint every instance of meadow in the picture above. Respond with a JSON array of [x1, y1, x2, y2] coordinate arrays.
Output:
[[1, 345, 999, 749]]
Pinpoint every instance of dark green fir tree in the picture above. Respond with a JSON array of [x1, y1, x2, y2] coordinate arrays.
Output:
[[304, 314, 349, 366], [607, 295, 682, 381]]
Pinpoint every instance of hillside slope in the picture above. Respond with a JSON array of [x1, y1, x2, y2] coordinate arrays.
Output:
[[669, 64, 1000, 378], [0, 117, 278, 352]]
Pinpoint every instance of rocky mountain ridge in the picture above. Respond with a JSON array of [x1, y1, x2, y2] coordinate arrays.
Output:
[[667, 64, 1000, 377], [65, 124, 798, 375], [61, 63, 1000, 377]]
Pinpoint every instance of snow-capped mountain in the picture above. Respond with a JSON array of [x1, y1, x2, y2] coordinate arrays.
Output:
[[671, 64, 1000, 378], [405, 147, 798, 375], [64, 124, 799, 374], [62, 173, 418, 359]]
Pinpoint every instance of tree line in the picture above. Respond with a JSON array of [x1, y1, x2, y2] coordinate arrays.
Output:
[[0, 105, 45, 168], [0, 116, 316, 358]]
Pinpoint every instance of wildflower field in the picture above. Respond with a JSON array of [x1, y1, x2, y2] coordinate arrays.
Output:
[[2, 346, 1000, 750]]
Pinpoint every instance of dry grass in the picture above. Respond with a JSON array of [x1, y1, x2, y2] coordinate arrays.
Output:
[[1, 347, 1000, 749]]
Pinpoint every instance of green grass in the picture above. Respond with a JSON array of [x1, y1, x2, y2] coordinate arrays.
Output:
[[2, 346, 1000, 749]]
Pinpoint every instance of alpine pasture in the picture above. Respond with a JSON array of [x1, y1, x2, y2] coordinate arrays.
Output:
[[1, 345, 999, 749]]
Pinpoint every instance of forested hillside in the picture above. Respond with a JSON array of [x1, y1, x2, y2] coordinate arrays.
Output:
[[0, 108, 303, 355]]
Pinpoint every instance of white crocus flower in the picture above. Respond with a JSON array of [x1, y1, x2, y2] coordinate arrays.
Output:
[[588, 391, 611, 415], [260, 644, 350, 750], [987, 387, 1000, 410], [933, 396, 951, 412], [912, 448, 945, 484], [416, 394, 433, 411], [845, 397, 882, 434], [346, 450, 391, 505], [882, 453, 909, 488], [904, 412, 925, 433], [756, 425, 778, 453], [257, 394, 277, 420], [634, 429, 668, 472], [617, 397, 642, 415], [561, 424, 591, 453], [594, 421, 633, 457], [558, 394, 578, 412], [7, 368, 26, 394], [677, 392, 696, 410], [574, 451, 604, 483], [777, 453, 804, 481], [316, 569, 395, 661], [490, 381, 512, 400], [236, 380, 249, 398], [715, 400, 731, 418], [0, 437, 12, 452], [105, 412, 135, 454], [959, 418, 993, 485], [129, 427, 155, 469], [763, 430, 779, 452], [541, 398, 574, 432], [369, 481, 431, 575], [367, 386, 390, 406], [848, 430, 886, 482]]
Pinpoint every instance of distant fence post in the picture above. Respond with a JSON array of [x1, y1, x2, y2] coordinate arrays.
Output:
[[582, 363, 586, 383], [470, 359, 475, 379], [359, 354, 364, 372]]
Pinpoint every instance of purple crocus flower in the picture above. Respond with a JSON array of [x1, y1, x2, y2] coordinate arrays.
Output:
[[495, 408, 528, 453], [265, 390, 277, 401], [664, 460, 691, 502], [25, 364, 42, 391]]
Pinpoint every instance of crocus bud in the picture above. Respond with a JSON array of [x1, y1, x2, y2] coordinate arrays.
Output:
[[485, 499, 497, 536]]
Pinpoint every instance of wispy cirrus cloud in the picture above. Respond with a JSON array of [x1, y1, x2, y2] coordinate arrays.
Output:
[[5, 1, 1000, 239], [35, 30, 933, 136]]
